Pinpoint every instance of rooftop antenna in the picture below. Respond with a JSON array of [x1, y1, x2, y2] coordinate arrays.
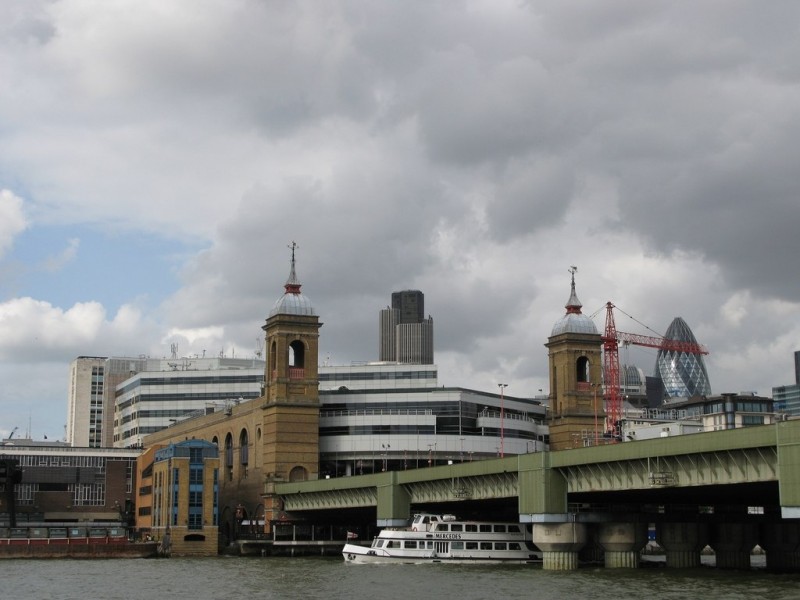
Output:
[[170, 343, 178, 360]]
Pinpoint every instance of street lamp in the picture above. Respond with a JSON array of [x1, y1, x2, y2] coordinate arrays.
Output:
[[498, 383, 508, 457], [381, 444, 390, 472]]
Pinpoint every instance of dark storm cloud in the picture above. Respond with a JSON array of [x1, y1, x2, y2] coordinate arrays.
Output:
[[2, 1, 800, 437]]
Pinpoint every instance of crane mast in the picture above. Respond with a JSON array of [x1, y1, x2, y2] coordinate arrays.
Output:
[[601, 302, 708, 439], [602, 302, 621, 436]]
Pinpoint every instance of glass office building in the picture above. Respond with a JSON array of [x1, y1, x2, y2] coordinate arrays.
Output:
[[654, 317, 712, 399]]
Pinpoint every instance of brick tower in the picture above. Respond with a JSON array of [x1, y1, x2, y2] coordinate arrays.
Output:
[[262, 242, 322, 525], [546, 267, 604, 450]]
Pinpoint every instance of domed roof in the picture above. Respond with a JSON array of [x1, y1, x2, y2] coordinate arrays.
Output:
[[550, 267, 598, 336], [551, 312, 598, 336], [269, 242, 316, 317], [270, 292, 315, 317]]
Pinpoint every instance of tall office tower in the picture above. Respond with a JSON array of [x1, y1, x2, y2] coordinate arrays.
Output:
[[68, 355, 148, 447], [67, 356, 107, 447], [654, 317, 712, 399], [379, 290, 434, 364], [392, 290, 424, 323]]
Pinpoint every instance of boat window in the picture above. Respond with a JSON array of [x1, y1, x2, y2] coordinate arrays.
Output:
[[426, 541, 434, 549], [508, 525, 521, 533], [387, 541, 400, 548], [480, 542, 492, 550], [508, 543, 521, 550], [451, 542, 464, 550], [479, 525, 492, 533], [495, 542, 507, 550], [422, 516, 430, 524], [465, 524, 477, 532], [374, 540, 384, 548], [493, 525, 507, 533], [404, 541, 417, 549], [439, 524, 449, 531], [450, 524, 462, 532], [466, 542, 478, 550]]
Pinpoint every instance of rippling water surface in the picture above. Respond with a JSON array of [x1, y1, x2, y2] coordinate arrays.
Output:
[[5, 556, 800, 600]]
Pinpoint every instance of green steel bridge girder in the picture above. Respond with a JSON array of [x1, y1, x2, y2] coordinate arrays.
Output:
[[276, 420, 800, 521]]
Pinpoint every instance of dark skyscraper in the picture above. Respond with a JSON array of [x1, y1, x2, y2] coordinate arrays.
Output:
[[392, 290, 424, 324], [379, 290, 434, 364]]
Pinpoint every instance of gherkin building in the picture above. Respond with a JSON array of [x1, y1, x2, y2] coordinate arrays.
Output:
[[655, 317, 712, 399]]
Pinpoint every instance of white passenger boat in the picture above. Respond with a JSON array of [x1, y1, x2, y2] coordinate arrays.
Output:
[[342, 513, 541, 564]]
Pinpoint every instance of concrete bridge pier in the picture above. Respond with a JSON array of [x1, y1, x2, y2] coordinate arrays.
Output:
[[710, 522, 758, 569], [532, 521, 587, 570], [597, 522, 648, 568], [761, 522, 800, 572], [656, 522, 709, 568]]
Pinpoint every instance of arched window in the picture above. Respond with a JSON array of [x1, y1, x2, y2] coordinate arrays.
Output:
[[289, 466, 308, 482], [288, 340, 305, 368], [576, 356, 590, 383], [225, 433, 233, 469], [270, 340, 277, 374], [239, 429, 249, 466], [288, 340, 305, 380]]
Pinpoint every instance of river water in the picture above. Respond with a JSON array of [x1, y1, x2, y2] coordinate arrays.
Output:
[[5, 556, 800, 600]]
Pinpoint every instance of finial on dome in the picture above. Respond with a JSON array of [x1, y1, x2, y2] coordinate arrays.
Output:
[[566, 265, 582, 314], [285, 241, 301, 294]]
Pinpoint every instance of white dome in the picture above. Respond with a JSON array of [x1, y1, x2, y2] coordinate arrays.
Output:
[[551, 313, 598, 336], [269, 292, 315, 317]]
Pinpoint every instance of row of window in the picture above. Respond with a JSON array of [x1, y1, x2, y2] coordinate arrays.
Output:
[[116, 375, 262, 396], [116, 391, 259, 411], [319, 370, 436, 382], [377, 539, 523, 551], [437, 523, 521, 533]]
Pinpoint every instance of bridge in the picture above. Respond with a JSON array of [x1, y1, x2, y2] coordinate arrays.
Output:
[[275, 420, 800, 570]]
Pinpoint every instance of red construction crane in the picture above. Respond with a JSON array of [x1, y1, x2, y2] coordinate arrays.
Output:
[[601, 302, 709, 437]]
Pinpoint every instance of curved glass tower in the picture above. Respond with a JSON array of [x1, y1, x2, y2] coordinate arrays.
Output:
[[655, 317, 712, 399]]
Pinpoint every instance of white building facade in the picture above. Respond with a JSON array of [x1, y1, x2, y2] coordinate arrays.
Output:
[[318, 362, 548, 476], [113, 358, 266, 448]]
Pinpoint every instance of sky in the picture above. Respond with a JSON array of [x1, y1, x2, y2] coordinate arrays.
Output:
[[1, 1, 799, 441]]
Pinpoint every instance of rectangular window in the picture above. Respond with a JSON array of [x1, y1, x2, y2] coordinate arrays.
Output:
[[493, 525, 507, 533], [190, 467, 203, 485], [480, 542, 492, 550], [495, 542, 507, 550], [188, 513, 203, 530], [466, 542, 478, 550], [404, 541, 417, 549]]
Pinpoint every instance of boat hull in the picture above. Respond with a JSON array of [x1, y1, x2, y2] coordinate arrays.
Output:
[[342, 513, 541, 565], [342, 542, 540, 565]]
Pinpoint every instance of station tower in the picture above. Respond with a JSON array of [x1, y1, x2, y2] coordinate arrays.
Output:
[[262, 243, 322, 521], [545, 267, 604, 450]]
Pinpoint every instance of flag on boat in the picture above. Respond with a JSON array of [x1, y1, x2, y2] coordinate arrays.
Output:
[[347, 531, 358, 539]]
